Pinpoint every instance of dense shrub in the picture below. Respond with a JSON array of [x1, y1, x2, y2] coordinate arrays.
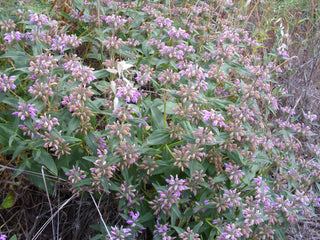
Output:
[[0, 0, 319, 239]]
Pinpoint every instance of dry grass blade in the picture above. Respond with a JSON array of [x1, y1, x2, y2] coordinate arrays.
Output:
[[89, 192, 112, 238], [0, 164, 67, 183], [41, 166, 55, 240], [31, 193, 77, 240]]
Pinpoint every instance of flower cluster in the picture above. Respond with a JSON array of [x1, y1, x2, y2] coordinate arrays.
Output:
[[65, 165, 86, 184], [29, 13, 50, 27], [12, 103, 39, 121], [0, 74, 16, 92]]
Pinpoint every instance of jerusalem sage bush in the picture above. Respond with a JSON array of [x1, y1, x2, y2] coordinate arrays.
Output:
[[0, 0, 319, 239]]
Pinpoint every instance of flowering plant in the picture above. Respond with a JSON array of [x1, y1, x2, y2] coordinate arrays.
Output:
[[0, 0, 319, 239]]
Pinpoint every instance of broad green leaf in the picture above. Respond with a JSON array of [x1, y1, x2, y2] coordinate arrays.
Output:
[[0, 190, 16, 209], [156, 58, 169, 68], [206, 97, 232, 109], [150, 104, 165, 130], [9, 235, 18, 240], [12, 141, 28, 160], [63, 136, 82, 144], [171, 204, 182, 219], [158, 101, 179, 115], [145, 129, 170, 146], [226, 60, 253, 77], [193, 221, 204, 233], [93, 69, 109, 79], [85, 132, 98, 155], [1, 97, 19, 108], [227, 150, 244, 165], [83, 156, 99, 163], [172, 226, 185, 235], [142, 40, 150, 57], [0, 123, 16, 146], [211, 174, 227, 183], [130, 12, 146, 29], [0, 47, 29, 68], [33, 149, 58, 175], [188, 160, 203, 176], [67, 117, 80, 135], [33, 41, 46, 56], [72, 178, 92, 188]]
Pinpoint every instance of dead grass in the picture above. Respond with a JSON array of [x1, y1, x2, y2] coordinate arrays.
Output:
[[245, 0, 320, 239], [0, 173, 121, 239]]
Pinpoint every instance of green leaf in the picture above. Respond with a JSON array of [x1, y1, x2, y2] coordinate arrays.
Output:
[[211, 174, 227, 183], [142, 40, 150, 57], [8, 134, 19, 147], [150, 104, 164, 130], [0, 47, 29, 68], [180, 120, 194, 135], [130, 12, 146, 29], [1, 97, 19, 107], [172, 226, 185, 235], [227, 150, 244, 165], [193, 221, 203, 233], [33, 149, 58, 175], [274, 227, 286, 240], [188, 159, 203, 176], [171, 204, 182, 220], [33, 41, 46, 56], [146, 129, 170, 146], [156, 58, 169, 68], [9, 235, 18, 240], [85, 132, 98, 155], [93, 69, 109, 79], [63, 136, 82, 144], [72, 178, 92, 188], [158, 101, 179, 115], [83, 156, 99, 163], [12, 141, 28, 160], [226, 60, 253, 77], [0, 123, 16, 146], [0, 190, 16, 209], [205, 97, 232, 109]]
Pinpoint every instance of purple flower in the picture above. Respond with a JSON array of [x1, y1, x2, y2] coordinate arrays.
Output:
[[116, 86, 142, 103], [202, 109, 226, 127], [29, 13, 50, 27], [116, 181, 140, 206], [304, 111, 317, 122], [109, 226, 132, 240], [51, 34, 82, 54], [4, 31, 22, 44], [154, 220, 176, 239], [0, 74, 16, 92], [225, 163, 244, 185], [12, 103, 39, 120], [155, 16, 173, 28], [168, 26, 190, 39], [217, 223, 243, 240], [0, 235, 6, 240], [65, 165, 86, 184], [35, 114, 59, 132], [166, 175, 188, 195], [126, 211, 139, 227], [138, 113, 148, 128]]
